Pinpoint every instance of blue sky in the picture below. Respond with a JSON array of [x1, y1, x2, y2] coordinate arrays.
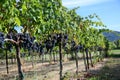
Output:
[[62, 0, 120, 31]]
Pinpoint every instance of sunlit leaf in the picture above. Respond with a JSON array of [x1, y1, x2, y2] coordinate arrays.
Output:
[[14, 17, 21, 26]]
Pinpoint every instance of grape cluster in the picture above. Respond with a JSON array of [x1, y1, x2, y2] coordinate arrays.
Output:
[[97, 47, 103, 51], [0, 32, 4, 48], [5, 32, 35, 53], [38, 43, 45, 56], [32, 42, 39, 52], [18, 33, 35, 51], [70, 40, 83, 52], [5, 33, 13, 52], [3, 31, 84, 58], [44, 33, 68, 54], [44, 35, 56, 54]]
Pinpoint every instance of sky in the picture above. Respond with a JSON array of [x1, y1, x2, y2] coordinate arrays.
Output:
[[62, 0, 120, 31]]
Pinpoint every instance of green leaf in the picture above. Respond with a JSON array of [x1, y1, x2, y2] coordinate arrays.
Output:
[[22, 3, 27, 14], [33, 17, 37, 22], [5, 28, 8, 33], [0, 24, 2, 30], [14, 17, 21, 26]]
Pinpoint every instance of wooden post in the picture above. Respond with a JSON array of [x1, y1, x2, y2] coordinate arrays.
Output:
[[5, 49, 9, 74], [15, 45, 24, 80]]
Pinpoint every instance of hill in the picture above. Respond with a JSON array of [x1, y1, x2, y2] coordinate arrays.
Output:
[[102, 31, 120, 42]]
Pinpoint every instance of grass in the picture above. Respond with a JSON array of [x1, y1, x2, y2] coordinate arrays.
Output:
[[110, 49, 120, 54], [109, 49, 120, 58], [109, 53, 120, 58], [88, 49, 120, 80]]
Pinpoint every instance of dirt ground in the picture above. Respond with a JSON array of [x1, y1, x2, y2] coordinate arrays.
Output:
[[0, 52, 119, 80], [0, 58, 107, 80]]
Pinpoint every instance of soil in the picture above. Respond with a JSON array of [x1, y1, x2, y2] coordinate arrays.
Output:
[[0, 52, 119, 80], [0, 58, 86, 80]]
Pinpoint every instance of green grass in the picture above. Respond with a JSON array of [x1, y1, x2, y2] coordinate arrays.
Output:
[[109, 49, 120, 58], [88, 49, 120, 80], [111, 49, 120, 54]]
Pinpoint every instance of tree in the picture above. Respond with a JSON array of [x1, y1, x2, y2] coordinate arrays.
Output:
[[104, 38, 110, 57], [114, 39, 120, 49]]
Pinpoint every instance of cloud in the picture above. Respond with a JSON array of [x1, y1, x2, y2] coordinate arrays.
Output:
[[62, 0, 112, 8]]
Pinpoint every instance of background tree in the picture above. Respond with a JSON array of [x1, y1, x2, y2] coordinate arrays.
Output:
[[114, 39, 120, 49]]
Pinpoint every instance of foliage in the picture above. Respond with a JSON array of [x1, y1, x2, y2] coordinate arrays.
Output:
[[114, 39, 120, 49], [0, 0, 110, 80]]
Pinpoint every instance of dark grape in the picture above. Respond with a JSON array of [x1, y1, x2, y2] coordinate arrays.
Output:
[[0, 32, 4, 48]]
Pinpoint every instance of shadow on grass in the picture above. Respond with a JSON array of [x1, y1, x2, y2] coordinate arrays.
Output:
[[109, 54, 120, 58], [87, 58, 120, 80]]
